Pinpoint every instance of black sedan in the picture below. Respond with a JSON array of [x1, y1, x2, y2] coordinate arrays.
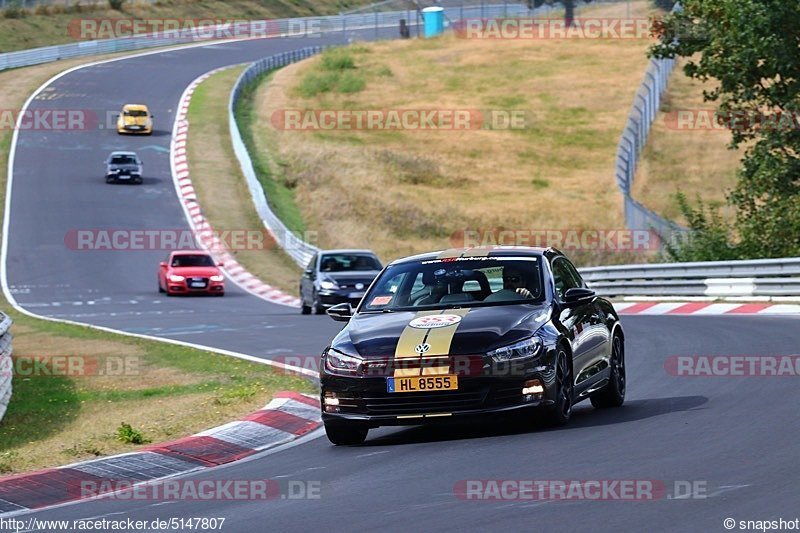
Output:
[[300, 249, 382, 314], [319, 246, 625, 445]]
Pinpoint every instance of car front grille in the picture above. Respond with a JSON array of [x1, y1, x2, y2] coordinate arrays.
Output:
[[362, 389, 488, 414], [186, 277, 209, 288]]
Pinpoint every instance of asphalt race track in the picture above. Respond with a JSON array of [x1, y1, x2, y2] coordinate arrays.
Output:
[[5, 34, 800, 532]]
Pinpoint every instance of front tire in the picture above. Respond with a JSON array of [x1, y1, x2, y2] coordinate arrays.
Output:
[[324, 423, 368, 445], [543, 349, 573, 427], [591, 334, 625, 408], [312, 291, 325, 315]]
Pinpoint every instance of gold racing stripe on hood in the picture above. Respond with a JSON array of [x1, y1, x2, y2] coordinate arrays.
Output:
[[393, 308, 470, 377]]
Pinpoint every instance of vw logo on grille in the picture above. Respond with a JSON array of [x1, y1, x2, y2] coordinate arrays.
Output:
[[355, 283, 364, 290], [415, 343, 431, 354]]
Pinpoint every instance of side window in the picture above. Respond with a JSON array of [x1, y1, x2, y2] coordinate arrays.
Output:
[[305, 254, 317, 273], [561, 258, 585, 289], [551, 258, 581, 300]]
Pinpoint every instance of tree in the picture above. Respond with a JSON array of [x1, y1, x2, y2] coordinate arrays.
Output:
[[650, 0, 800, 259]]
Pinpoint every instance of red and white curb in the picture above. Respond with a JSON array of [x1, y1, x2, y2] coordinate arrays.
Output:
[[614, 301, 800, 315], [0, 392, 320, 516], [171, 68, 301, 307]]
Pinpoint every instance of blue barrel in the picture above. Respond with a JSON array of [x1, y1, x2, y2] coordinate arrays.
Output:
[[422, 7, 445, 38]]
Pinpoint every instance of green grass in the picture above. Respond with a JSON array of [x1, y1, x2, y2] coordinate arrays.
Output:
[[296, 49, 367, 97]]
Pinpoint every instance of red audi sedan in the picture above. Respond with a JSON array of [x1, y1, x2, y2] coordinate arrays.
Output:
[[158, 251, 225, 296]]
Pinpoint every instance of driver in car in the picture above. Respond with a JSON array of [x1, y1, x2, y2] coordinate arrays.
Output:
[[503, 267, 533, 299]]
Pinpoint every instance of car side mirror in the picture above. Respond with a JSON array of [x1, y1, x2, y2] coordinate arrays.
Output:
[[217, 262, 223, 267], [304, 269, 314, 278], [159, 262, 167, 268], [564, 287, 596, 305], [327, 302, 353, 322]]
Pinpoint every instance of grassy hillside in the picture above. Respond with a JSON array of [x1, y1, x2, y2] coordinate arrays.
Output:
[[246, 0, 667, 266], [633, 59, 743, 223], [0, 0, 369, 52]]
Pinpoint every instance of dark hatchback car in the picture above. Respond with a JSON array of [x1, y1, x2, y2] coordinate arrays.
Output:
[[105, 151, 143, 184], [319, 246, 626, 445], [300, 250, 383, 314]]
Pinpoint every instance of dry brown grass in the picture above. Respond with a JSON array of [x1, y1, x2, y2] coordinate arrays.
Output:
[[633, 58, 743, 222], [252, 1, 663, 265], [187, 67, 301, 294]]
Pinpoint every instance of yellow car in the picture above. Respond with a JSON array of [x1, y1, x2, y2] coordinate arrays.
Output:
[[116, 104, 153, 135]]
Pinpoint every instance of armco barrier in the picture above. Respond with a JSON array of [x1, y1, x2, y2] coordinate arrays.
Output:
[[229, 47, 325, 268], [614, 3, 686, 242], [580, 257, 800, 298], [0, 312, 13, 423], [0, 3, 532, 73]]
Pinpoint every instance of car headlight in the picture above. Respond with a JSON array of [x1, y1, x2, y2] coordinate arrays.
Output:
[[488, 337, 543, 363], [210, 275, 224, 282], [169, 274, 185, 282], [319, 278, 338, 290], [325, 348, 363, 375]]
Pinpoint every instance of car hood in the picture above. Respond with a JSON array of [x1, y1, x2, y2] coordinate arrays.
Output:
[[339, 303, 551, 358], [170, 266, 221, 277]]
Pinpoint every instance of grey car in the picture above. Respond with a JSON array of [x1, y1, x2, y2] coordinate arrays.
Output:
[[300, 249, 383, 314], [105, 151, 143, 184]]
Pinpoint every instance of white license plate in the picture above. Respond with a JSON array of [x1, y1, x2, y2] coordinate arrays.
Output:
[[348, 292, 365, 299], [190, 282, 206, 288], [118, 175, 130, 180]]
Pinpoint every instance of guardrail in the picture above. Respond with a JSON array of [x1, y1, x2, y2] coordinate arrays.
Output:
[[614, 3, 686, 241], [580, 257, 800, 298], [0, 3, 534, 72], [229, 47, 325, 268], [0, 312, 14, 423]]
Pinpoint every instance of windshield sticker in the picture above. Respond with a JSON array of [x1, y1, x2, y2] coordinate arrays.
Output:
[[408, 314, 463, 329], [370, 295, 393, 306]]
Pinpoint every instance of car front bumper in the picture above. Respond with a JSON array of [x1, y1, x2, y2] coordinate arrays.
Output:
[[167, 280, 225, 295], [320, 370, 557, 428], [317, 289, 365, 308]]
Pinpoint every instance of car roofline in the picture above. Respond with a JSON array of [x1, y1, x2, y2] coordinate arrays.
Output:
[[388, 246, 554, 265]]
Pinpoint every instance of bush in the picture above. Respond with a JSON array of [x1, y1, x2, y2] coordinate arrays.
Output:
[[663, 192, 740, 262], [116, 422, 150, 444], [108, 0, 126, 11], [337, 71, 365, 93], [2, 2, 26, 19], [321, 49, 355, 71]]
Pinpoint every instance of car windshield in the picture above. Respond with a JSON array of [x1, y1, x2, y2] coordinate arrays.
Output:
[[171, 254, 214, 267], [320, 254, 381, 272], [361, 256, 544, 311], [110, 155, 137, 165], [124, 110, 148, 117]]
